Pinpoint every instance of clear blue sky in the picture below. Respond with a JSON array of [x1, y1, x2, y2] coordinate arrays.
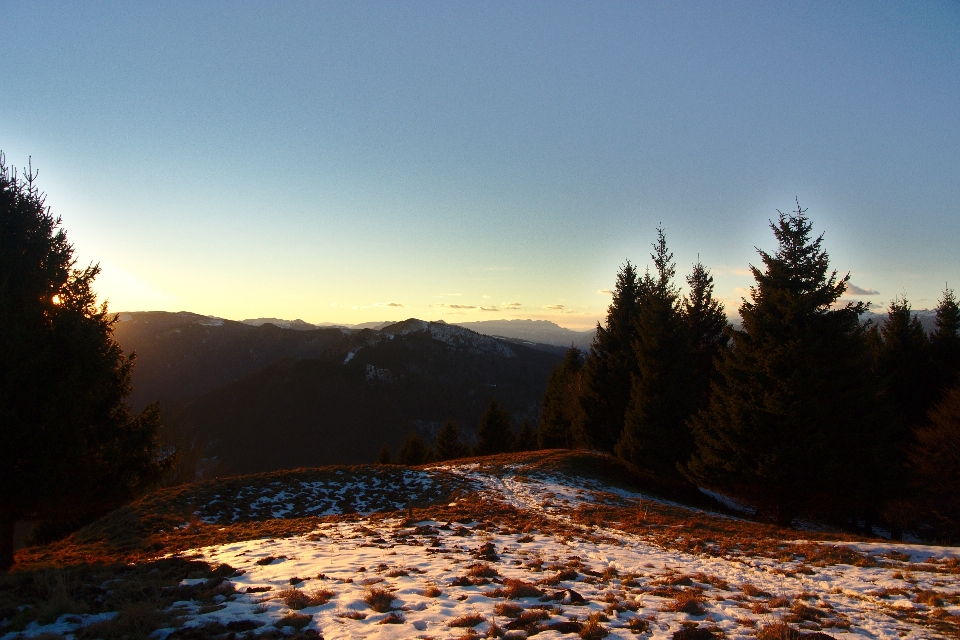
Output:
[[3, 1, 958, 329]]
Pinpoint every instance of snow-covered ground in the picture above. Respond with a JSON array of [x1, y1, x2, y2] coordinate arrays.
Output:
[[6, 463, 960, 639]]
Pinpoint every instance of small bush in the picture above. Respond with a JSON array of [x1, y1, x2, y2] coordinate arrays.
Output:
[[467, 563, 500, 578], [448, 612, 486, 627], [504, 579, 544, 599], [494, 602, 524, 618], [364, 587, 396, 613], [740, 583, 771, 598], [336, 609, 367, 620], [665, 591, 706, 616], [422, 585, 443, 597], [275, 612, 311, 630], [914, 590, 945, 607], [756, 622, 801, 640], [378, 612, 406, 624], [580, 613, 610, 640], [277, 588, 335, 609], [627, 617, 651, 634]]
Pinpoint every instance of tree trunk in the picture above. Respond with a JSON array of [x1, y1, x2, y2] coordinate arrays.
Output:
[[0, 511, 14, 572]]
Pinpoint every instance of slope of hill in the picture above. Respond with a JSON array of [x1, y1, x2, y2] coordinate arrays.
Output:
[[183, 320, 561, 473], [453, 319, 596, 350], [7, 451, 958, 639], [113, 312, 353, 411]]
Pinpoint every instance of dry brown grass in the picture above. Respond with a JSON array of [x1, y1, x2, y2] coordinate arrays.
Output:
[[378, 612, 405, 624], [503, 578, 544, 599], [422, 584, 443, 597], [363, 587, 396, 613], [494, 602, 523, 617], [740, 583, 772, 598], [275, 612, 312, 630], [579, 612, 610, 639], [448, 612, 486, 627], [663, 590, 706, 616], [277, 587, 335, 609], [466, 562, 499, 578]]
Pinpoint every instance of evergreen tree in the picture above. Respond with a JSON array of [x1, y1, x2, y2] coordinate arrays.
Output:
[[396, 431, 429, 466], [377, 442, 392, 464], [617, 228, 693, 481], [931, 287, 960, 398], [576, 261, 646, 451], [515, 420, 538, 452], [433, 419, 469, 461], [474, 398, 515, 456], [909, 379, 960, 541], [0, 154, 169, 570], [538, 346, 585, 449], [872, 296, 932, 431], [684, 259, 729, 411], [685, 203, 879, 525]]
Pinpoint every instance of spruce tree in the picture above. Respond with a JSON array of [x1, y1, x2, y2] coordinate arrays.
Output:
[[909, 379, 960, 541], [538, 346, 585, 449], [684, 259, 729, 411], [474, 398, 515, 456], [396, 431, 429, 466], [433, 419, 469, 461], [931, 287, 960, 398], [616, 228, 693, 481], [872, 296, 932, 431], [685, 203, 878, 525], [576, 261, 646, 451], [515, 420, 538, 452], [0, 154, 169, 570], [377, 443, 392, 464]]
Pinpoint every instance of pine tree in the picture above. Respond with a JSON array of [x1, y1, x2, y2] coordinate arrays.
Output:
[[0, 154, 169, 570], [377, 443, 392, 464], [872, 295, 932, 431], [515, 420, 538, 452], [685, 203, 879, 526], [433, 419, 469, 461], [474, 398, 515, 456], [931, 287, 960, 398], [576, 261, 646, 451], [617, 228, 693, 481], [538, 346, 585, 449], [909, 380, 960, 541], [396, 431, 429, 466], [684, 259, 729, 411]]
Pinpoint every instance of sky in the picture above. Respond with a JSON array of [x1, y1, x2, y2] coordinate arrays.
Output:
[[2, 1, 958, 330]]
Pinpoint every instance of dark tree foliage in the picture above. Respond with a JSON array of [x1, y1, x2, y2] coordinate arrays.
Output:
[[538, 346, 585, 449], [871, 296, 932, 432], [686, 203, 879, 526], [396, 431, 429, 466], [474, 398, 515, 456], [577, 261, 646, 451], [684, 259, 729, 411], [433, 419, 469, 461], [931, 287, 960, 398], [617, 229, 694, 481], [909, 380, 960, 541], [0, 155, 168, 570], [376, 442, 392, 465], [514, 420, 538, 452]]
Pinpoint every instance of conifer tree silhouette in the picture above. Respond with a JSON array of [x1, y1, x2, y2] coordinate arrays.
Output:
[[0, 154, 169, 570], [686, 202, 879, 526]]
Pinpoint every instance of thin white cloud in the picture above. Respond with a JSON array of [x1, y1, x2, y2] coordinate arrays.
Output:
[[847, 284, 880, 296], [480, 306, 499, 312], [598, 289, 613, 295], [503, 302, 522, 309], [433, 303, 476, 309]]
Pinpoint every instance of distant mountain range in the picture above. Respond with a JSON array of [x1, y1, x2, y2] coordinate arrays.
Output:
[[113, 312, 562, 472]]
